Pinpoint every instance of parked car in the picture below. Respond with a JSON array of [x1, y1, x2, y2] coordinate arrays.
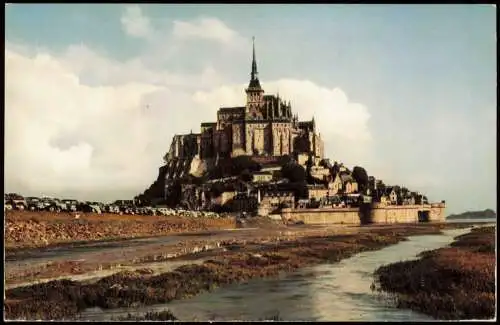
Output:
[[79, 201, 102, 213], [6, 193, 27, 210], [40, 198, 66, 212], [26, 197, 44, 211], [106, 204, 120, 214], [113, 200, 135, 214], [4, 196, 13, 211], [62, 199, 79, 212]]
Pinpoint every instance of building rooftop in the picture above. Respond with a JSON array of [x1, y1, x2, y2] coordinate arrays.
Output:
[[218, 106, 245, 113]]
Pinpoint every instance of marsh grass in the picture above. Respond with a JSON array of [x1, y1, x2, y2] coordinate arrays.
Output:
[[374, 226, 495, 320], [5, 224, 448, 320]]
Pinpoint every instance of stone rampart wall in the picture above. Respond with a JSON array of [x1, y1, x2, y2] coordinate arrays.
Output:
[[281, 203, 446, 225], [281, 207, 360, 225]]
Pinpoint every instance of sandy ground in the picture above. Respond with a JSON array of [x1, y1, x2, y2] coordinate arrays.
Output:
[[5, 224, 461, 320], [4, 211, 481, 291], [5, 223, 360, 288], [5, 210, 236, 250]]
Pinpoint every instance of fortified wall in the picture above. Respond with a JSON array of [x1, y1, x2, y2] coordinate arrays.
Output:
[[281, 203, 446, 225], [281, 207, 361, 225]]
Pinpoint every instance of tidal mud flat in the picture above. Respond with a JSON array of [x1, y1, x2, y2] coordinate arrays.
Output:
[[374, 225, 496, 320], [5, 223, 464, 321]]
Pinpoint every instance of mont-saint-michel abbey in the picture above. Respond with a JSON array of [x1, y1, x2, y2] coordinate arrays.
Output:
[[6, 6, 495, 322], [140, 39, 445, 225], [166, 40, 323, 164]]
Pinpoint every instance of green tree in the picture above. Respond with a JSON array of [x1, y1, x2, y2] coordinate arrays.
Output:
[[211, 183, 225, 197], [281, 163, 307, 183], [330, 161, 340, 177], [278, 154, 293, 167], [241, 169, 253, 182], [352, 166, 369, 192], [231, 156, 261, 175], [165, 180, 182, 207]]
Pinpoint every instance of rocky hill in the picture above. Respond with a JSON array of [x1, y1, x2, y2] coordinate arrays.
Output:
[[447, 209, 496, 220]]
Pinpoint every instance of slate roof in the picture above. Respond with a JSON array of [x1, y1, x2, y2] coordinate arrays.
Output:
[[218, 106, 245, 113], [340, 173, 354, 183], [384, 187, 395, 195]]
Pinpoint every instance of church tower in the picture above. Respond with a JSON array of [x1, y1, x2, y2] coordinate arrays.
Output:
[[245, 37, 264, 116]]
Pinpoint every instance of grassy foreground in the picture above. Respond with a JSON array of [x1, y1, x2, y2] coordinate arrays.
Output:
[[5, 225, 446, 320], [373, 226, 496, 320]]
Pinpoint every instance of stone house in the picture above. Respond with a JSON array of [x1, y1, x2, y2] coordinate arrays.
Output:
[[296, 199, 310, 209], [260, 190, 295, 212], [260, 164, 282, 179], [231, 193, 258, 212], [307, 184, 329, 201], [260, 164, 282, 173], [252, 171, 273, 183], [361, 195, 373, 204], [340, 173, 358, 194], [328, 173, 343, 195], [385, 187, 398, 205], [344, 180, 358, 194], [310, 164, 331, 181], [401, 191, 416, 205], [221, 190, 237, 206]]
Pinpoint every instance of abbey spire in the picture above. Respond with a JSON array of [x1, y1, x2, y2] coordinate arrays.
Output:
[[246, 37, 264, 113], [248, 36, 262, 90], [251, 36, 258, 80]]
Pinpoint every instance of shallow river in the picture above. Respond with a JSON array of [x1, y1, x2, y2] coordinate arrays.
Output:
[[78, 227, 477, 321]]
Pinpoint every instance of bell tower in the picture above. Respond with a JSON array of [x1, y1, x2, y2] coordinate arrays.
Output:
[[245, 37, 264, 115]]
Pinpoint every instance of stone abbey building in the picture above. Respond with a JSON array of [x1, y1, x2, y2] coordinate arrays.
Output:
[[165, 39, 324, 164], [137, 40, 445, 223]]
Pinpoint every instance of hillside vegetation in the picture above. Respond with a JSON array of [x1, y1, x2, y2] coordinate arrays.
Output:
[[447, 209, 496, 220]]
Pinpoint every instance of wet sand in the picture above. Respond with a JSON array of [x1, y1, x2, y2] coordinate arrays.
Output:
[[4, 222, 472, 320]]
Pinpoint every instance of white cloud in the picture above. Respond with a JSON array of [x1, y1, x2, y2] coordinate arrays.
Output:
[[5, 40, 374, 202], [121, 5, 153, 39], [57, 44, 224, 90], [172, 17, 247, 47], [4, 41, 233, 201], [5, 47, 162, 199], [5, 8, 373, 201]]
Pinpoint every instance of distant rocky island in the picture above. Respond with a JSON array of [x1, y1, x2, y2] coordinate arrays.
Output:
[[447, 209, 496, 220]]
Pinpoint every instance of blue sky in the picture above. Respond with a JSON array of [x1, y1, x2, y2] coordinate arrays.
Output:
[[5, 4, 496, 214]]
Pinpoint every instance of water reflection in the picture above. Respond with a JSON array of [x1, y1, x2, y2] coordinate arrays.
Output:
[[80, 228, 471, 321]]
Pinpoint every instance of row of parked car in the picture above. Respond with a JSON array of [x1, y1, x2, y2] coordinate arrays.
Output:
[[5, 193, 106, 213], [4, 193, 225, 218]]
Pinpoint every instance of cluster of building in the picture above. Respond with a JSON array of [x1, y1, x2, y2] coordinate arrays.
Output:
[[137, 39, 437, 218], [183, 158, 430, 217], [161, 39, 323, 182]]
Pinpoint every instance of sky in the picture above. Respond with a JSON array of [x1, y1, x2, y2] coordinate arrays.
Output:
[[5, 4, 496, 214]]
